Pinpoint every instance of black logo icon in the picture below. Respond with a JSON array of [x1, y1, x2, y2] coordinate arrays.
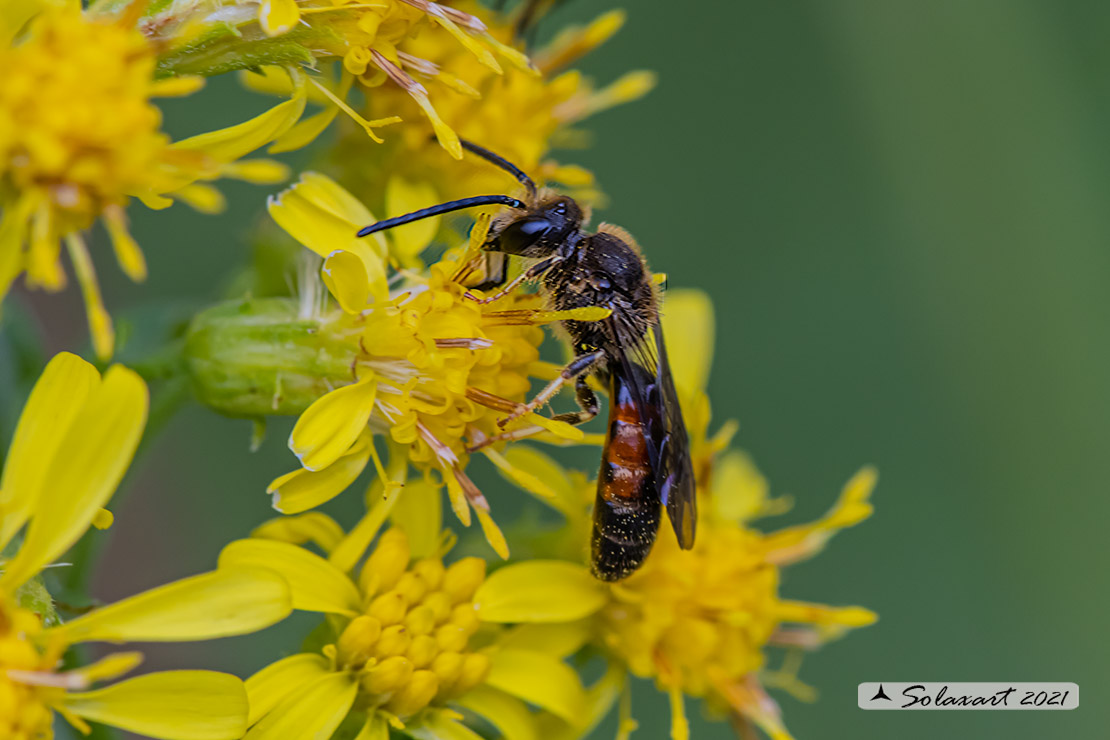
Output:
[[871, 684, 892, 701]]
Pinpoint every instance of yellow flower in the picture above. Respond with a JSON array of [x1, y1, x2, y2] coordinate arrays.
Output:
[[345, 6, 654, 207], [234, 0, 533, 159], [0, 352, 294, 739], [494, 291, 877, 740], [0, 2, 297, 359], [186, 172, 605, 555], [226, 513, 604, 739]]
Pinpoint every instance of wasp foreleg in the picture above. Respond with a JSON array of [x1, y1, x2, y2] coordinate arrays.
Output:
[[464, 254, 562, 304], [550, 376, 599, 426], [497, 349, 604, 428]]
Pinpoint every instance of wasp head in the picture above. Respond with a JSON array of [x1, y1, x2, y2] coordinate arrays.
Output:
[[485, 195, 583, 258]]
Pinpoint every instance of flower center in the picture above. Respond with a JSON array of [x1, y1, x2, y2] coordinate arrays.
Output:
[[0, 9, 166, 234], [333, 530, 491, 719], [600, 526, 781, 697], [0, 600, 56, 739]]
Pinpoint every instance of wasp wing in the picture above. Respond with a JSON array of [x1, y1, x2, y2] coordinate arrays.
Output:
[[604, 307, 697, 549]]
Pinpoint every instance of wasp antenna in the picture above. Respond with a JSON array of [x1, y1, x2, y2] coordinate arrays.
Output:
[[460, 139, 537, 197], [357, 195, 527, 237]]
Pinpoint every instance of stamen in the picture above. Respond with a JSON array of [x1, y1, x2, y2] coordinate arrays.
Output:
[[434, 337, 493, 350]]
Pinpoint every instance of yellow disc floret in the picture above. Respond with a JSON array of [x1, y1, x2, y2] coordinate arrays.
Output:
[[330, 530, 491, 718]]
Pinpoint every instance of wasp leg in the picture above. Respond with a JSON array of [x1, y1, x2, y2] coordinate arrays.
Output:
[[464, 254, 561, 304], [497, 349, 604, 428], [551, 376, 599, 426]]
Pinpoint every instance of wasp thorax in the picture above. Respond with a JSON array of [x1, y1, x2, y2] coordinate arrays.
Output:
[[333, 530, 491, 718]]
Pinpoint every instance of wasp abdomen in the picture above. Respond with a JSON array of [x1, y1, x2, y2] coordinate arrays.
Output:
[[590, 370, 662, 581]]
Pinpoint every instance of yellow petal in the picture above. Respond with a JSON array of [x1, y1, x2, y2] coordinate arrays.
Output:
[[322, 249, 372, 314], [0, 365, 147, 591], [251, 513, 346, 553], [474, 507, 509, 560], [269, 106, 340, 154], [659, 288, 714, 402], [0, 352, 99, 553], [328, 441, 408, 572], [0, 0, 43, 47], [244, 671, 357, 740], [0, 193, 34, 301], [485, 649, 586, 723], [259, 0, 300, 36], [103, 205, 146, 282], [66, 651, 144, 688], [474, 561, 604, 623], [50, 568, 291, 643], [353, 714, 390, 740], [173, 88, 306, 164], [428, 13, 500, 73], [289, 375, 377, 471], [410, 712, 485, 740], [486, 446, 575, 516], [221, 159, 291, 184], [499, 621, 592, 659], [61, 671, 248, 740], [385, 178, 440, 265], [149, 75, 207, 97], [269, 433, 372, 514], [218, 539, 361, 615], [91, 508, 114, 530], [245, 653, 330, 726], [388, 478, 442, 559], [174, 183, 227, 214], [64, 233, 114, 360], [452, 686, 537, 740], [267, 173, 388, 299]]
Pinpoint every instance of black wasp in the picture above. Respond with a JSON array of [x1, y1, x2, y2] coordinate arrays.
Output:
[[357, 140, 695, 580]]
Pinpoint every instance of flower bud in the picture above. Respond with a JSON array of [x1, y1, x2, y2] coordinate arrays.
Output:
[[412, 558, 445, 590], [336, 616, 382, 668], [421, 592, 452, 624], [434, 623, 469, 653], [449, 603, 480, 636], [385, 670, 439, 718], [367, 591, 408, 626], [442, 558, 486, 603], [361, 529, 411, 597], [361, 656, 413, 695], [406, 635, 439, 668], [452, 653, 491, 696], [403, 605, 437, 635], [376, 625, 411, 657], [430, 651, 463, 687], [185, 298, 355, 417], [395, 572, 427, 605]]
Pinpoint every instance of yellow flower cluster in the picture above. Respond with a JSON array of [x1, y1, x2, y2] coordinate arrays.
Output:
[[231, 521, 601, 739], [0, 352, 294, 739], [251, 173, 600, 553], [0, 3, 293, 358], [346, 7, 654, 207]]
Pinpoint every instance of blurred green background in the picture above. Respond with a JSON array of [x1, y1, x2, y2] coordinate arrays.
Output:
[[3, 1, 1107, 738]]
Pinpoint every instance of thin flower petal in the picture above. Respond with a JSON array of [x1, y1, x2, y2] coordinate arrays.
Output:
[[409, 713, 485, 740], [451, 686, 537, 740], [269, 433, 372, 514], [269, 106, 340, 154], [251, 513, 346, 553], [388, 478, 442, 559], [475, 562, 605, 623], [244, 671, 357, 740], [289, 375, 377, 471], [385, 178, 440, 265], [66, 652, 144, 688], [485, 649, 586, 723], [245, 653, 330, 726], [659, 288, 714, 401], [172, 89, 306, 165], [61, 671, 248, 740], [474, 507, 509, 560], [487, 446, 576, 517], [0, 365, 147, 591], [219, 539, 361, 615], [0, 351, 99, 552], [50, 567, 292, 643], [65, 233, 114, 360], [352, 713, 390, 740]]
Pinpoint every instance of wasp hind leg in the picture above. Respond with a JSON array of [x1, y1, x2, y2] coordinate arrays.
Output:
[[551, 376, 599, 426], [497, 349, 604, 428]]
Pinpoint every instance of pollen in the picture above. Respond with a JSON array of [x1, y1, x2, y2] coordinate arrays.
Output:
[[332, 530, 491, 718]]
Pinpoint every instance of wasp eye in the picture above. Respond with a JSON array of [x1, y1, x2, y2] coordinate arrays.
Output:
[[517, 218, 552, 238], [553, 202, 567, 215]]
